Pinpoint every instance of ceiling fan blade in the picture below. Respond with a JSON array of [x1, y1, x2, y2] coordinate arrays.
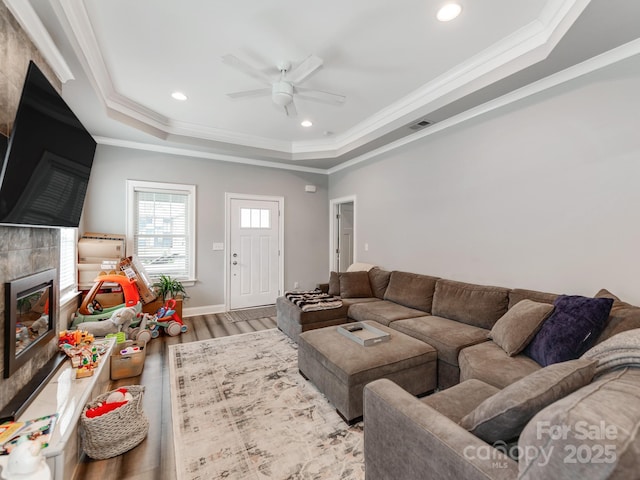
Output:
[[226, 88, 271, 99], [286, 55, 323, 84], [283, 101, 297, 117], [295, 86, 346, 105], [222, 54, 272, 85]]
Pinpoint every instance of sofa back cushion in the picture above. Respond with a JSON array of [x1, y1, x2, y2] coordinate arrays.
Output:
[[338, 271, 373, 298], [594, 289, 640, 344], [328, 271, 340, 296], [383, 271, 438, 312], [432, 279, 510, 329], [508, 288, 558, 309], [368, 267, 391, 299]]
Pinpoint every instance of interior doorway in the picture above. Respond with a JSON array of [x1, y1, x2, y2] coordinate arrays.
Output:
[[226, 193, 284, 310], [330, 196, 356, 272]]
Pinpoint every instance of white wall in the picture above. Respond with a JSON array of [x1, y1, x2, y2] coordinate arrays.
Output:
[[329, 54, 640, 304], [82, 146, 329, 310]]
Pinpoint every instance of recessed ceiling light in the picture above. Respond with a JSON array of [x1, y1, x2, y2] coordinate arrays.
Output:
[[171, 91, 188, 101], [437, 3, 462, 22], [301, 120, 313, 128]]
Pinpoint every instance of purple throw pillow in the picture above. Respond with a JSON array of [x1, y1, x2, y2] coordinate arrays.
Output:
[[524, 295, 613, 367]]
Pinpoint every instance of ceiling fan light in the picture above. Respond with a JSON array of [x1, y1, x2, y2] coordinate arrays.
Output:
[[272, 82, 294, 106], [437, 3, 462, 22]]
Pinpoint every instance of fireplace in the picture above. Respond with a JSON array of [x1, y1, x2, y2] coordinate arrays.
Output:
[[4, 269, 57, 378]]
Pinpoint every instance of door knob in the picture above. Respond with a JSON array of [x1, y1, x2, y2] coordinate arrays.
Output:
[[232, 253, 238, 257], [232, 261, 238, 265]]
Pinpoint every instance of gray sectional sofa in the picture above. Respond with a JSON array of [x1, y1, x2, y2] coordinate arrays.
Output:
[[276, 267, 640, 479]]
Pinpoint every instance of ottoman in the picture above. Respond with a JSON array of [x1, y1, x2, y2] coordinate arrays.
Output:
[[298, 321, 437, 423]]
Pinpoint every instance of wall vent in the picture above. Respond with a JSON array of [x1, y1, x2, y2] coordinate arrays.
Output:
[[408, 119, 432, 131]]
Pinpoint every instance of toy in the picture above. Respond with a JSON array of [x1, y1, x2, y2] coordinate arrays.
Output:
[[148, 299, 188, 337], [73, 306, 137, 337], [126, 313, 154, 343], [70, 272, 142, 327], [85, 388, 132, 418], [120, 346, 141, 355]]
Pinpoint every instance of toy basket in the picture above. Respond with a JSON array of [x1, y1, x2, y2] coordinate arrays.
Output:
[[80, 385, 149, 460]]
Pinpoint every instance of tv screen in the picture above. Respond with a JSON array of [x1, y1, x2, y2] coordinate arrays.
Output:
[[0, 61, 96, 228]]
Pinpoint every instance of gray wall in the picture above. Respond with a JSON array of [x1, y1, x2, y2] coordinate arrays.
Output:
[[82, 146, 329, 309], [329, 54, 640, 305]]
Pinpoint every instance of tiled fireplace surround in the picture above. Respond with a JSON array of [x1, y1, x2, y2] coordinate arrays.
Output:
[[0, 4, 76, 413]]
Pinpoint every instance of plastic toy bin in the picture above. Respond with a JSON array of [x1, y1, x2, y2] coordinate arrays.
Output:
[[110, 341, 146, 380]]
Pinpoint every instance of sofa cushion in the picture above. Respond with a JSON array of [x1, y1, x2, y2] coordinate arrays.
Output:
[[348, 300, 426, 326], [383, 271, 438, 312], [328, 271, 340, 296], [459, 341, 542, 389], [594, 289, 640, 344], [338, 271, 373, 298], [508, 288, 558, 309], [525, 295, 614, 367], [421, 379, 500, 424], [489, 300, 554, 356], [431, 279, 510, 329], [391, 316, 489, 366], [368, 267, 391, 299], [518, 367, 640, 479], [460, 358, 597, 443]]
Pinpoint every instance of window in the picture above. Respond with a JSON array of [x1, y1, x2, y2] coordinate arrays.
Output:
[[240, 208, 271, 229], [59, 227, 78, 300], [126, 180, 196, 281]]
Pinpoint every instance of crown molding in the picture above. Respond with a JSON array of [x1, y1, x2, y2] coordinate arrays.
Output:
[[91, 36, 639, 176], [3, 0, 74, 82], [322, 0, 590, 155], [46, 0, 587, 160], [93, 136, 327, 174], [328, 35, 640, 175]]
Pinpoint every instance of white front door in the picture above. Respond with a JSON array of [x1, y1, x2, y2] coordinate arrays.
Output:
[[229, 197, 281, 309]]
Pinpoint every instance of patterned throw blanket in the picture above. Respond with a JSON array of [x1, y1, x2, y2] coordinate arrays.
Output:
[[285, 289, 343, 312], [582, 328, 640, 375]]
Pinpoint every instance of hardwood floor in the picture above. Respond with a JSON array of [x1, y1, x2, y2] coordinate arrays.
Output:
[[74, 313, 278, 480]]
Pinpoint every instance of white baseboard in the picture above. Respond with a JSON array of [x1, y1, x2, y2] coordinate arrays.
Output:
[[183, 304, 226, 318]]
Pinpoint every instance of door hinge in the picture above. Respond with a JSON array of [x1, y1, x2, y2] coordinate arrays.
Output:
[[336, 214, 340, 219]]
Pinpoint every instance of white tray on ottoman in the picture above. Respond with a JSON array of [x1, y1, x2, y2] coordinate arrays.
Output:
[[298, 321, 437, 423]]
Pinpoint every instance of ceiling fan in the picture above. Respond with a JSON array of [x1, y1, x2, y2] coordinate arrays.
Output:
[[222, 54, 346, 117]]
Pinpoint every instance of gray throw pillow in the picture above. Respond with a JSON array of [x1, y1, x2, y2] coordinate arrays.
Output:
[[489, 300, 554, 356], [328, 271, 340, 296], [459, 358, 597, 443], [338, 271, 372, 298]]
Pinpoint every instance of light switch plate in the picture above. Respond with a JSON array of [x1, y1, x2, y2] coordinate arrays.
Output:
[[212, 242, 224, 251]]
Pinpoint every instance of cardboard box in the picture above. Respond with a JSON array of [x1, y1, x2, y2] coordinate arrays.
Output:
[[110, 340, 146, 380], [119, 256, 157, 304], [78, 238, 124, 262]]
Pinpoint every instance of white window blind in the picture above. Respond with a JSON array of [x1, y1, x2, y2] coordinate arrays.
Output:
[[59, 227, 77, 298], [127, 181, 196, 281]]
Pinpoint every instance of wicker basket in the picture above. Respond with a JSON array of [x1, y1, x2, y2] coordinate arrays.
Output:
[[80, 385, 149, 460]]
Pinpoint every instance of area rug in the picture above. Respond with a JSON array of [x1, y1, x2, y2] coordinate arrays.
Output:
[[168, 329, 364, 480], [217, 305, 277, 323]]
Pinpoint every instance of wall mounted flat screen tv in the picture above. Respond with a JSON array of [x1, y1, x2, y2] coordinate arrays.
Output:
[[0, 61, 96, 228]]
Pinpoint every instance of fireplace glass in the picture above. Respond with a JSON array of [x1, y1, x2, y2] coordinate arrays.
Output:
[[4, 269, 56, 378]]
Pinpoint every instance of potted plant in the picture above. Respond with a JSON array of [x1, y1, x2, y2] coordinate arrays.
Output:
[[145, 274, 189, 318], [154, 274, 188, 301]]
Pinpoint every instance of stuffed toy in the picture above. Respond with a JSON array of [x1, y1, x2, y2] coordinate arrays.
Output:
[[85, 388, 133, 418], [73, 306, 137, 337]]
